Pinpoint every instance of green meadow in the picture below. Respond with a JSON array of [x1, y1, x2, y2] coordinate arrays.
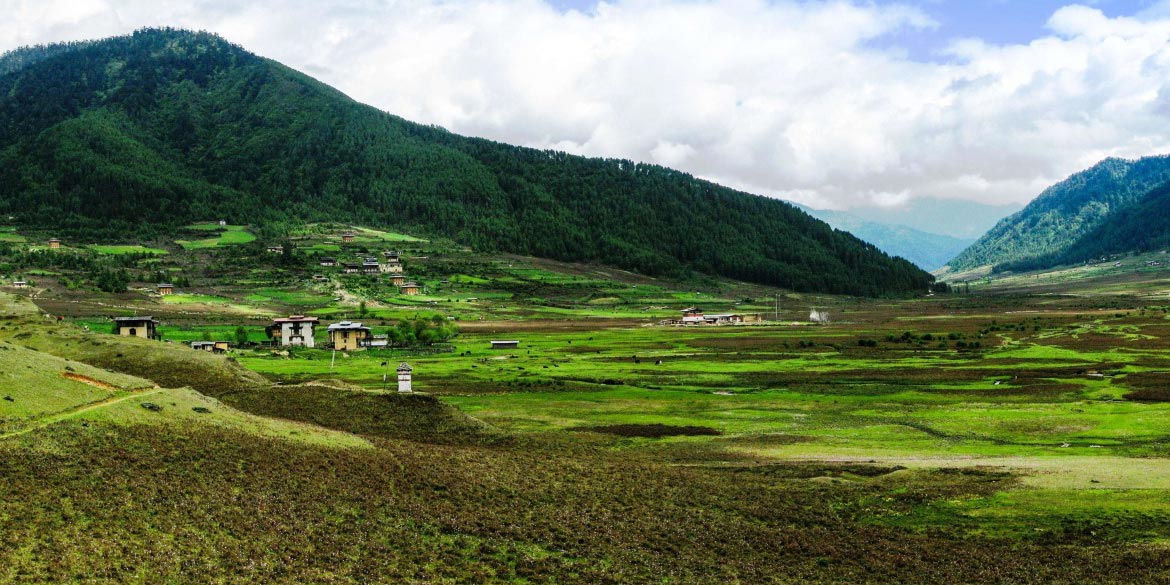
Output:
[[89, 244, 169, 255], [175, 223, 257, 249], [6, 228, 1170, 582]]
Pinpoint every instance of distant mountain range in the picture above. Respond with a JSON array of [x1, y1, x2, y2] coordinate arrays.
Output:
[[0, 29, 931, 296], [794, 205, 973, 272], [842, 198, 1023, 241], [944, 155, 1170, 274]]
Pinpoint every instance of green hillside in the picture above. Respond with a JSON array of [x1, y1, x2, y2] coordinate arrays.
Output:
[[0, 28, 930, 297], [945, 155, 1170, 272], [995, 179, 1170, 272]]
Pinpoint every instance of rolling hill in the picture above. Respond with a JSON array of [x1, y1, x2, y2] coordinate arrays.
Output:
[[0, 28, 930, 296], [944, 155, 1170, 273]]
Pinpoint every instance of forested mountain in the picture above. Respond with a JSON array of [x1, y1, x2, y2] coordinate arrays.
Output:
[[994, 179, 1170, 272], [795, 205, 972, 271], [0, 29, 931, 296], [945, 155, 1170, 272]]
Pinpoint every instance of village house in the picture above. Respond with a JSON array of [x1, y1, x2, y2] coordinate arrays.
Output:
[[190, 341, 231, 354], [400, 282, 421, 295], [114, 316, 160, 339], [266, 245, 284, 254], [342, 232, 356, 243], [389, 274, 406, 287], [267, 315, 319, 347], [328, 321, 372, 351], [343, 263, 362, 274], [48, 238, 61, 249], [157, 283, 174, 295], [664, 308, 746, 326], [311, 274, 329, 282], [319, 257, 337, 267], [362, 257, 381, 275], [490, 340, 520, 350], [11, 280, 28, 289], [380, 260, 403, 274], [383, 250, 400, 262], [368, 334, 389, 348]]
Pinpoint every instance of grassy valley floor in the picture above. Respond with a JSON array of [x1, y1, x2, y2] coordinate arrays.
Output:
[[4, 233, 1170, 582]]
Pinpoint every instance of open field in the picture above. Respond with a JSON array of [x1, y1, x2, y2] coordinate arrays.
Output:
[[175, 223, 257, 249], [6, 230, 1170, 581], [89, 244, 169, 255]]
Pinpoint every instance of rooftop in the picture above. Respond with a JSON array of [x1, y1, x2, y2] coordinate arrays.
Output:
[[274, 315, 319, 323], [328, 321, 370, 331]]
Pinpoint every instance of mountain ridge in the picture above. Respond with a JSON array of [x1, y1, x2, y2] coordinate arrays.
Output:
[[793, 204, 973, 271], [0, 28, 931, 296], [944, 154, 1170, 273]]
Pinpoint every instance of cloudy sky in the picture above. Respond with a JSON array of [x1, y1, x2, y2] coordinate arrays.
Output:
[[6, 0, 1170, 211]]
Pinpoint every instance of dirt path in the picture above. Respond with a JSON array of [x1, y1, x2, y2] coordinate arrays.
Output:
[[0, 388, 167, 441], [61, 371, 122, 391]]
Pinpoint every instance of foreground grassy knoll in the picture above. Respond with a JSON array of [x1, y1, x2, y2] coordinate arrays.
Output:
[[5, 265, 1170, 581]]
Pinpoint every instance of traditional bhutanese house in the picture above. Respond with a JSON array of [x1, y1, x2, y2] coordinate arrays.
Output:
[[12, 280, 28, 288], [666, 308, 745, 326], [191, 341, 231, 354], [400, 282, 421, 295], [380, 260, 403, 274], [368, 334, 389, 348], [680, 307, 706, 325], [157, 283, 174, 295], [266, 245, 284, 254], [267, 315, 319, 347], [490, 340, 520, 350], [319, 257, 337, 267], [343, 263, 363, 274], [328, 321, 372, 351], [312, 274, 329, 282], [362, 257, 381, 274], [342, 232, 356, 242], [703, 313, 744, 325], [48, 238, 61, 249], [114, 316, 160, 339], [383, 250, 400, 261], [389, 274, 406, 287]]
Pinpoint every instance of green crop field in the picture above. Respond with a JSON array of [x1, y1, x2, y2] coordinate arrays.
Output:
[[175, 224, 257, 249], [89, 244, 169, 255]]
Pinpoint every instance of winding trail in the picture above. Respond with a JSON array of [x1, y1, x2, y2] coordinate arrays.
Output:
[[0, 388, 167, 441]]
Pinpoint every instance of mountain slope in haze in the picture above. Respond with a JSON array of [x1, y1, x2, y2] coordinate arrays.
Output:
[[945, 155, 1170, 272], [796, 205, 973, 271], [845, 198, 1022, 241], [0, 28, 930, 296]]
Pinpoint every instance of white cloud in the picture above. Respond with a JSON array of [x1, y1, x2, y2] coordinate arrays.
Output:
[[4, 1, 1170, 209]]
